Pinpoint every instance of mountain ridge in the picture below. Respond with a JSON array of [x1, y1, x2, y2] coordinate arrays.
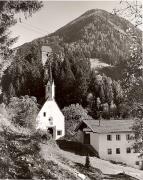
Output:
[[1, 9, 142, 104], [51, 8, 141, 42], [13, 9, 141, 65], [15, 8, 141, 66]]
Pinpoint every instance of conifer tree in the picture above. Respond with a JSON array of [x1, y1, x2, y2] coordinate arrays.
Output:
[[75, 69, 88, 105], [0, 1, 43, 77], [121, 28, 142, 103]]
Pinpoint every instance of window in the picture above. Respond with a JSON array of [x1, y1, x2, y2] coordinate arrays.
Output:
[[57, 130, 62, 136], [107, 149, 112, 155], [116, 134, 121, 141], [107, 135, 112, 141], [126, 134, 131, 140], [126, 147, 131, 153], [136, 161, 139, 165], [116, 148, 120, 154], [43, 112, 46, 117]]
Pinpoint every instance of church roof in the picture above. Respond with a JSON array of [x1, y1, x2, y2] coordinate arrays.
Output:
[[75, 119, 135, 133], [39, 99, 64, 119]]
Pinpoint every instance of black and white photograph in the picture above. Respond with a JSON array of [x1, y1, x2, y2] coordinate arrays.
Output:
[[0, 0, 143, 179]]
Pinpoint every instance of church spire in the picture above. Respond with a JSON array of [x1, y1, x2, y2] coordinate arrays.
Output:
[[41, 46, 54, 100], [48, 58, 52, 83], [45, 58, 55, 100], [45, 80, 55, 100]]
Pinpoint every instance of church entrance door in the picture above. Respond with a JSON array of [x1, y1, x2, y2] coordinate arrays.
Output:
[[47, 127, 56, 139]]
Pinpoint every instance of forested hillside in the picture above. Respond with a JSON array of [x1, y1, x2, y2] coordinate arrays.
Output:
[[1, 9, 142, 118], [52, 9, 142, 65]]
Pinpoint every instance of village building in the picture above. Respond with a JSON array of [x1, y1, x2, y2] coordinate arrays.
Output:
[[75, 119, 142, 169], [36, 46, 65, 140]]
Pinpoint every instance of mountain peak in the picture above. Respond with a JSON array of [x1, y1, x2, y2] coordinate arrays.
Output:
[[51, 8, 141, 65], [81, 9, 109, 17]]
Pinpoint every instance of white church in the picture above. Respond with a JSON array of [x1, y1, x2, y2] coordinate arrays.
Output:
[[36, 46, 65, 140]]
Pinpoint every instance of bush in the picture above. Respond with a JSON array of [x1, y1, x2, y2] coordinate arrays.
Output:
[[0, 128, 58, 179], [7, 96, 39, 129], [85, 154, 90, 168], [36, 129, 52, 142], [62, 104, 92, 139]]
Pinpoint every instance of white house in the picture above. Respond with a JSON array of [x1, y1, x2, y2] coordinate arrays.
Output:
[[36, 46, 65, 140], [75, 119, 142, 169]]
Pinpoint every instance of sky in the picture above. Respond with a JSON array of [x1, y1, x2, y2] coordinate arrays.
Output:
[[10, 0, 138, 48]]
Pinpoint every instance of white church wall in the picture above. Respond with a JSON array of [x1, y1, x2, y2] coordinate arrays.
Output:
[[36, 100, 65, 140]]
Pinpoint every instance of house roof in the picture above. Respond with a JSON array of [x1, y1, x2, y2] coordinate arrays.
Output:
[[76, 119, 135, 133]]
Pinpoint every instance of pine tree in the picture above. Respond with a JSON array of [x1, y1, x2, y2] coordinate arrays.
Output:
[[121, 28, 142, 103], [59, 58, 75, 106], [0, 1, 43, 85], [112, 80, 124, 117], [0, 1, 42, 59], [75, 69, 88, 105]]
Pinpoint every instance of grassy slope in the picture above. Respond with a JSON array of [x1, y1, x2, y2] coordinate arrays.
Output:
[[40, 142, 142, 180], [0, 112, 78, 179]]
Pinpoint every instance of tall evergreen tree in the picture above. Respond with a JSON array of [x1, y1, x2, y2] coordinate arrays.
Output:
[[0, 1, 42, 61], [75, 69, 88, 105], [0, 1, 43, 102], [121, 28, 142, 103], [56, 58, 75, 107]]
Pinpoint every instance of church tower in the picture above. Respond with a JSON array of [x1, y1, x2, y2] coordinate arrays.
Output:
[[45, 81, 55, 100], [36, 46, 65, 140], [41, 46, 55, 100]]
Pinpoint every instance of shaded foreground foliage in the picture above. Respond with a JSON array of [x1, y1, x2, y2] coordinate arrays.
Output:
[[0, 96, 78, 179], [0, 129, 57, 179], [0, 122, 78, 179]]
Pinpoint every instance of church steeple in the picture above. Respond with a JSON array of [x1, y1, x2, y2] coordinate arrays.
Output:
[[41, 46, 55, 100], [45, 59, 55, 100], [45, 80, 55, 100]]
